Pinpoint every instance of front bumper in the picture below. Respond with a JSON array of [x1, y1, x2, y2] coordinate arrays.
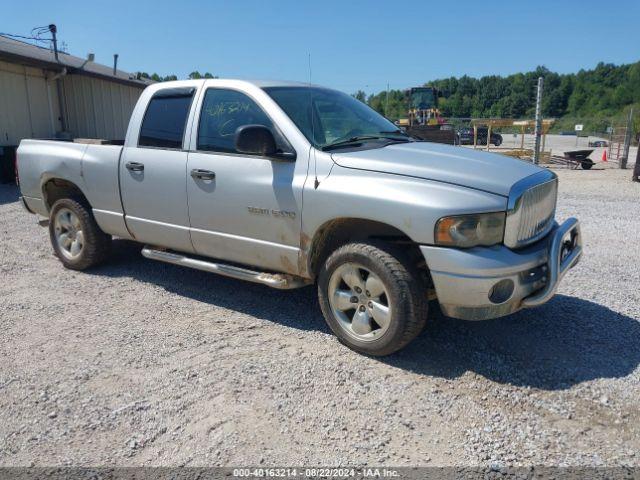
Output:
[[421, 218, 582, 321]]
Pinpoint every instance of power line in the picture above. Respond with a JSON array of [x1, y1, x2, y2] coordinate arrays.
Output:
[[0, 25, 55, 47], [0, 32, 50, 42]]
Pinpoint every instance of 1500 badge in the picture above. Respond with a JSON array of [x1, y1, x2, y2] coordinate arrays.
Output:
[[247, 206, 297, 219]]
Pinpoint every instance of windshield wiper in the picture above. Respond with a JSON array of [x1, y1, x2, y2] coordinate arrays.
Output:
[[322, 135, 410, 151], [379, 129, 410, 137]]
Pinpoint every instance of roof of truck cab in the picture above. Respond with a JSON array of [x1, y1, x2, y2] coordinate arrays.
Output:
[[246, 79, 324, 88], [150, 79, 328, 90]]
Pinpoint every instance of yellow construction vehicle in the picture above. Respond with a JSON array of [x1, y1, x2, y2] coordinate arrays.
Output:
[[397, 87, 455, 144]]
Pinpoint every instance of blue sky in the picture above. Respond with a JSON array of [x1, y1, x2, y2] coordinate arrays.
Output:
[[4, 0, 640, 94]]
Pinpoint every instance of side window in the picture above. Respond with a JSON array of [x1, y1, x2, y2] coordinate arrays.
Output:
[[197, 89, 273, 154], [139, 89, 194, 149]]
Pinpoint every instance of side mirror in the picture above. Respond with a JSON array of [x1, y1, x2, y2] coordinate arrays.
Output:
[[234, 125, 295, 161]]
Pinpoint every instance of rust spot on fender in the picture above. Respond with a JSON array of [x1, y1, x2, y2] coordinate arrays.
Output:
[[300, 232, 311, 251], [280, 255, 297, 275], [297, 232, 313, 278]]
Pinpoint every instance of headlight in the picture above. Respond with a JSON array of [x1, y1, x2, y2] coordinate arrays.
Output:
[[435, 212, 505, 248]]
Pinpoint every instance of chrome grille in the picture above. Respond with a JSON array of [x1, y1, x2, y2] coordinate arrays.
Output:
[[505, 172, 558, 248]]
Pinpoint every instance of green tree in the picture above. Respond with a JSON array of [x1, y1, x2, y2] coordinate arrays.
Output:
[[362, 60, 640, 128], [352, 90, 367, 102], [189, 71, 217, 79]]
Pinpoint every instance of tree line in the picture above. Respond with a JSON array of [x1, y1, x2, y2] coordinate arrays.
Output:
[[136, 71, 218, 82], [358, 62, 640, 132]]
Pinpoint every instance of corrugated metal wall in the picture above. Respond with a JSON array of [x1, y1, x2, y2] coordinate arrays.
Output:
[[61, 75, 142, 140], [0, 60, 60, 146], [0, 59, 144, 146]]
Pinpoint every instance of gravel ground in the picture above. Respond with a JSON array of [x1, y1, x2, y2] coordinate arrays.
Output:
[[1, 166, 639, 468]]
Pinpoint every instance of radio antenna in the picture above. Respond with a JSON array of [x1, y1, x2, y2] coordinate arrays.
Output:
[[308, 53, 319, 189]]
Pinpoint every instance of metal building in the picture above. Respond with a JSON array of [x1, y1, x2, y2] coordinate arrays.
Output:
[[0, 35, 152, 148]]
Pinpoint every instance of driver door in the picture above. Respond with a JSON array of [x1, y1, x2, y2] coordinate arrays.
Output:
[[186, 87, 304, 274]]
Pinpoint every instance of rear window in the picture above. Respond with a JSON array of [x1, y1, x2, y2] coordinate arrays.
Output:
[[138, 89, 194, 149]]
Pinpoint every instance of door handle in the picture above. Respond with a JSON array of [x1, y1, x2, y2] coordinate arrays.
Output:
[[125, 161, 144, 172], [190, 169, 216, 180]]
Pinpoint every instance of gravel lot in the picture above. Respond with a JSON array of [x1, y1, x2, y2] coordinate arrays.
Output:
[[1, 166, 639, 468]]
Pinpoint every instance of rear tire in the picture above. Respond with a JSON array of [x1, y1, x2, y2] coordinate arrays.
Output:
[[49, 198, 111, 270], [318, 242, 428, 356]]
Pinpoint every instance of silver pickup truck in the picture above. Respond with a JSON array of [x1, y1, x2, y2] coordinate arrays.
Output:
[[17, 79, 582, 356]]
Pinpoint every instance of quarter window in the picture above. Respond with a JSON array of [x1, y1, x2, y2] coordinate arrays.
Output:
[[197, 89, 273, 153], [139, 89, 194, 149]]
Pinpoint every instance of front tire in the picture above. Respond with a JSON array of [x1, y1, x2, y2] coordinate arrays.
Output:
[[49, 198, 111, 270], [318, 242, 428, 356]]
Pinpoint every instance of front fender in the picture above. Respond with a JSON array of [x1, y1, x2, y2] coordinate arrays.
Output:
[[300, 166, 507, 275], [303, 165, 507, 245]]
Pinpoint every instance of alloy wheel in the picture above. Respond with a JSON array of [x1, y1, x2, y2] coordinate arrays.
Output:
[[327, 262, 392, 342], [54, 208, 84, 260]]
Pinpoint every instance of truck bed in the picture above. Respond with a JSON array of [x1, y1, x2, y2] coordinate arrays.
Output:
[[17, 139, 126, 237]]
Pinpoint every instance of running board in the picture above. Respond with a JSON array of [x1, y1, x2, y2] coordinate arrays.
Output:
[[141, 246, 310, 290]]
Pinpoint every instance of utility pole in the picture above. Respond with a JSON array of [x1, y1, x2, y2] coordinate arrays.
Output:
[[49, 24, 59, 62], [632, 125, 640, 181], [385, 82, 390, 119], [632, 143, 640, 182], [533, 77, 544, 164], [621, 108, 633, 169]]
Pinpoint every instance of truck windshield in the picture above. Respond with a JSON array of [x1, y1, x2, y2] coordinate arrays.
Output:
[[263, 86, 407, 150]]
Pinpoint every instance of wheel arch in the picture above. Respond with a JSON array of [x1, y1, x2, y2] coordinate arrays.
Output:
[[41, 177, 91, 212], [304, 217, 427, 280]]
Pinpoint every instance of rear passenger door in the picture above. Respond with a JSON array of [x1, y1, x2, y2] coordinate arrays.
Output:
[[120, 87, 196, 253]]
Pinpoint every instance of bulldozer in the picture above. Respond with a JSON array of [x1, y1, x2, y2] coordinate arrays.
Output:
[[396, 87, 456, 145]]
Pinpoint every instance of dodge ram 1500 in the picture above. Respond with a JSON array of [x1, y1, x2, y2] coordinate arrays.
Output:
[[17, 79, 582, 355]]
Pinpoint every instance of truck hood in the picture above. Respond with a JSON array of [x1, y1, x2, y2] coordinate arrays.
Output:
[[330, 142, 542, 196]]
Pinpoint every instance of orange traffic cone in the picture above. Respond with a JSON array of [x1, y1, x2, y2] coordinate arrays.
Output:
[[602, 150, 607, 162]]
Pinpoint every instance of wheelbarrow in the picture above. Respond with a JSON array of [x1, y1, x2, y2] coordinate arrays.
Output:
[[551, 149, 595, 170]]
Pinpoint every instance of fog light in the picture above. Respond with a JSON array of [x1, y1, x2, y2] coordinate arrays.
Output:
[[489, 279, 514, 304]]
